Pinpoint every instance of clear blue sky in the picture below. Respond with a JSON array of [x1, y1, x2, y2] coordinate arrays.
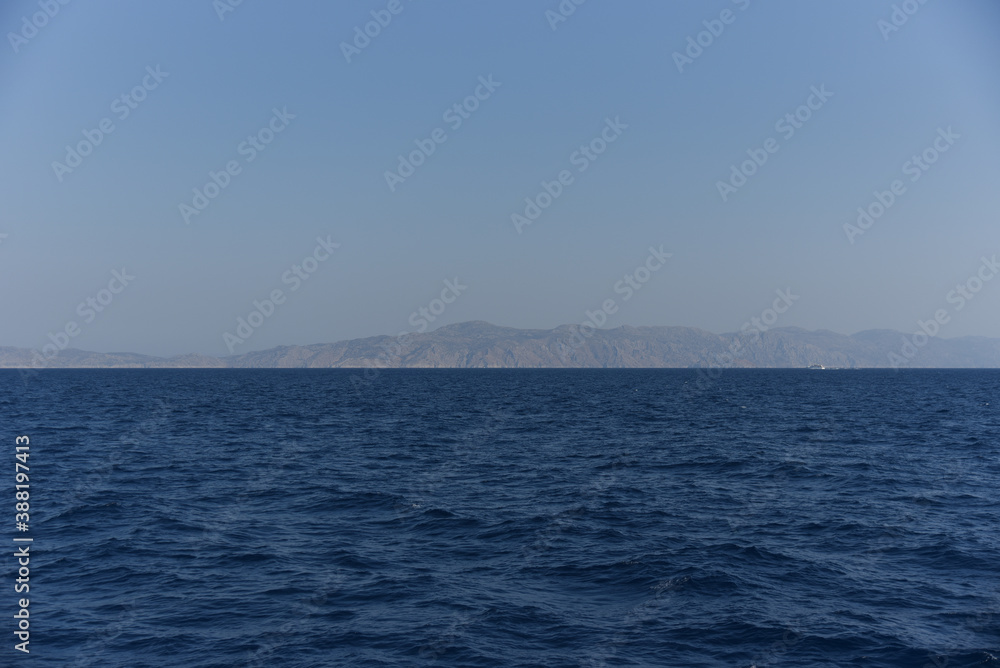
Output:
[[2, 0, 999, 356]]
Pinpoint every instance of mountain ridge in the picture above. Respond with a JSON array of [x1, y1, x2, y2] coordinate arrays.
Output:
[[4, 322, 1000, 369]]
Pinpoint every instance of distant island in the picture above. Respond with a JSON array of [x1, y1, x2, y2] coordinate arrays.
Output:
[[3, 321, 1000, 369]]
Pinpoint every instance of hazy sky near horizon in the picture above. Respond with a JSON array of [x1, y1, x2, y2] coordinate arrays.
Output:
[[2, 0, 1000, 356]]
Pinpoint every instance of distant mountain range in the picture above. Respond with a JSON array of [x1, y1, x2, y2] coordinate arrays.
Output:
[[3, 321, 1000, 369]]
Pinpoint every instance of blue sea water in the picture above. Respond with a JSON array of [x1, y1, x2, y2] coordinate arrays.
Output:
[[2, 368, 999, 667]]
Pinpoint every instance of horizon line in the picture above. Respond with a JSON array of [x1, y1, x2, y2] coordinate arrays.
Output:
[[1, 320, 995, 362]]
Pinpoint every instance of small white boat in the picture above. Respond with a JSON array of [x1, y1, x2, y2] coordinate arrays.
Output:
[[807, 364, 825, 370]]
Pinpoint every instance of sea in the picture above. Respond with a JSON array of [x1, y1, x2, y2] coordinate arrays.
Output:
[[2, 368, 998, 667]]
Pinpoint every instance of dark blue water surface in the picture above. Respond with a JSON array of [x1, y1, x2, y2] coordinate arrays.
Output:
[[2, 369, 999, 667]]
